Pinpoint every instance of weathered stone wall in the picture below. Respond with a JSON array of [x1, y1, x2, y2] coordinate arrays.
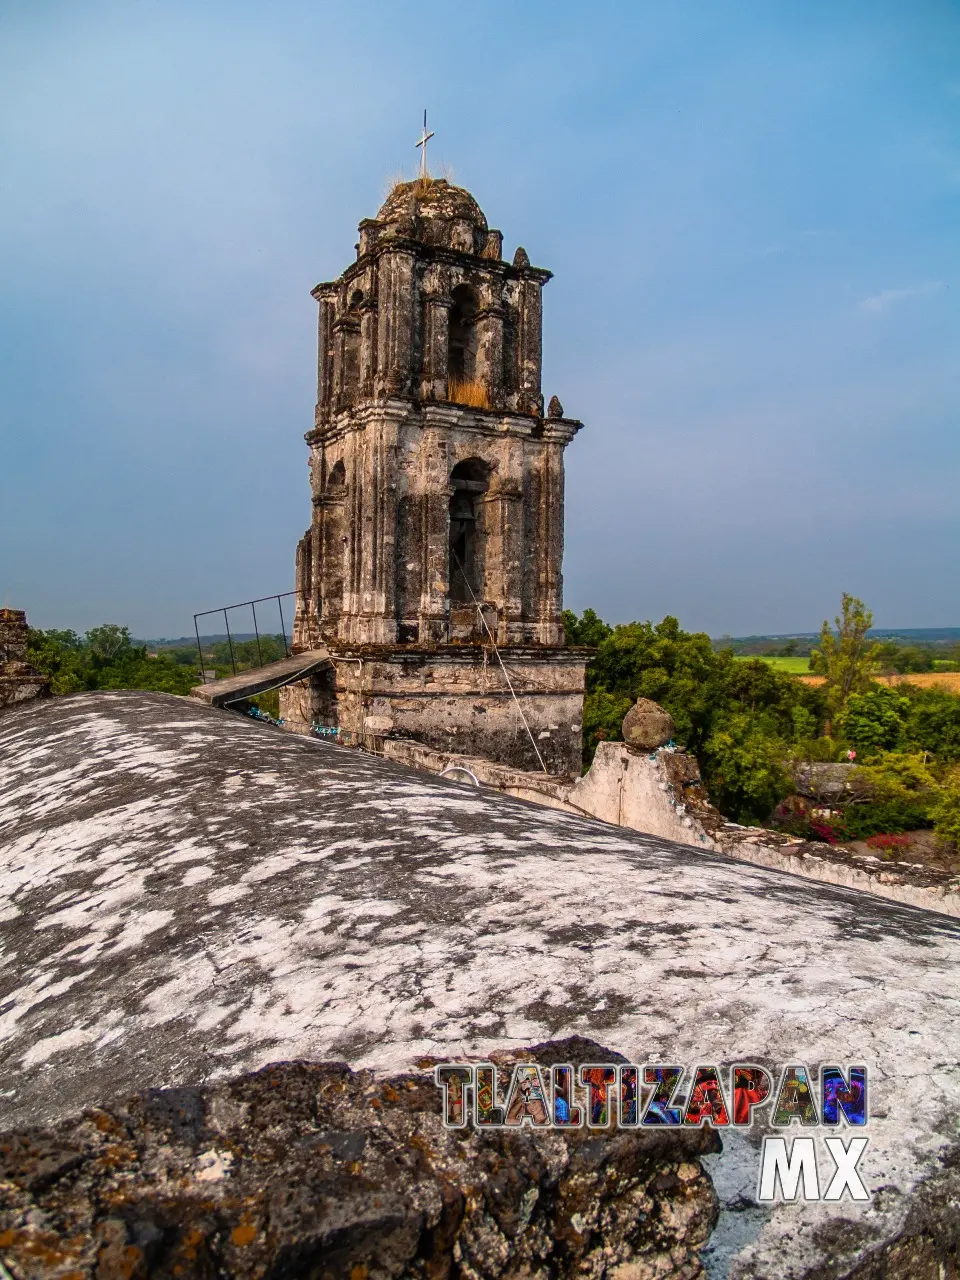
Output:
[[711, 822, 960, 917], [0, 608, 49, 711], [297, 401, 579, 651], [280, 644, 588, 775]]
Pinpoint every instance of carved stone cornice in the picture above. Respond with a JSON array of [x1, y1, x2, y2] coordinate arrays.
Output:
[[541, 417, 584, 444], [311, 243, 553, 301]]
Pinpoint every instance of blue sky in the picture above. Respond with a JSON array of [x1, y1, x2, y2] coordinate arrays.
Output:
[[1, 0, 957, 638]]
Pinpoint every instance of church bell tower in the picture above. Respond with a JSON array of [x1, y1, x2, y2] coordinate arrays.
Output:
[[283, 175, 588, 774]]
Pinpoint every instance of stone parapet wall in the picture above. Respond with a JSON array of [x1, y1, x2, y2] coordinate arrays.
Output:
[[377, 737, 716, 847], [712, 823, 960, 918]]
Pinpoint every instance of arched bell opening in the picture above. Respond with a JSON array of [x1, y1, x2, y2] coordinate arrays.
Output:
[[449, 458, 489, 604], [320, 460, 348, 630], [447, 284, 483, 405]]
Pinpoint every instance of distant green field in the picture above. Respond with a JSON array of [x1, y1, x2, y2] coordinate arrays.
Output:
[[734, 655, 812, 673]]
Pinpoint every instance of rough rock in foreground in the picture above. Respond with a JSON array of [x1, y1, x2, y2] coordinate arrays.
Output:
[[0, 1044, 720, 1280]]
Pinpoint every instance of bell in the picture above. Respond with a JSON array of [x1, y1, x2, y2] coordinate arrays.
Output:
[[450, 492, 476, 522]]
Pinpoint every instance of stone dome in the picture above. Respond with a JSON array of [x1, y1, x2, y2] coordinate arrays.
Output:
[[376, 178, 487, 230], [373, 178, 490, 254]]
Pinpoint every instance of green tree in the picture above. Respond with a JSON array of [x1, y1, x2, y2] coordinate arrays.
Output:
[[841, 752, 938, 838], [929, 768, 960, 853], [584, 616, 722, 753], [700, 712, 792, 824], [902, 687, 960, 764], [790, 705, 817, 741], [26, 628, 87, 694], [85, 624, 133, 663], [25, 624, 201, 697], [44, 628, 84, 651], [574, 611, 827, 822], [97, 653, 198, 695], [563, 608, 614, 648], [582, 688, 634, 753], [840, 687, 909, 757], [874, 642, 934, 674], [809, 593, 880, 714]]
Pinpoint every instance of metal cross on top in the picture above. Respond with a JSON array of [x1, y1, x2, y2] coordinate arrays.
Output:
[[415, 110, 434, 179]]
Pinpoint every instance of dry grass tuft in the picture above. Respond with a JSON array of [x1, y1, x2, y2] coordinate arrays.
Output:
[[383, 170, 407, 200], [448, 377, 491, 409], [383, 173, 446, 202]]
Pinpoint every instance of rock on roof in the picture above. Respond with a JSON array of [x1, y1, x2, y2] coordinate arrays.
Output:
[[2, 691, 959, 1277]]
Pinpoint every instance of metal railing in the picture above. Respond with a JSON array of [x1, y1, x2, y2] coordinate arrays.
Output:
[[193, 591, 303, 681]]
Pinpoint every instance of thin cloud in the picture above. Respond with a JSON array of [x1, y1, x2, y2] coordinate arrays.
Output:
[[858, 281, 944, 314]]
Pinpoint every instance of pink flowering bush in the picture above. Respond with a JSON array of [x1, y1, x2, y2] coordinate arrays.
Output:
[[864, 833, 913, 853]]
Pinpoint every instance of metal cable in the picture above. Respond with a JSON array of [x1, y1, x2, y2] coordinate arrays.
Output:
[[450, 548, 549, 774]]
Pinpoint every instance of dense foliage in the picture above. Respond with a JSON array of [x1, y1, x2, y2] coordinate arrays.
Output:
[[564, 610, 827, 823], [27, 626, 200, 696], [26, 626, 292, 698], [841, 753, 940, 839], [564, 603, 960, 850]]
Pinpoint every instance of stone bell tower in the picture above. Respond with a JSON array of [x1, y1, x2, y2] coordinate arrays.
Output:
[[282, 177, 589, 774]]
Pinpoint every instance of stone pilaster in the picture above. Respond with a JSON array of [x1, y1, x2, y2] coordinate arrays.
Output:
[[475, 294, 505, 411], [359, 296, 378, 397], [416, 428, 451, 644], [536, 441, 565, 645], [341, 431, 364, 639], [377, 251, 416, 397], [421, 295, 452, 401], [292, 530, 319, 649], [484, 480, 525, 643], [315, 296, 336, 419], [516, 278, 544, 416]]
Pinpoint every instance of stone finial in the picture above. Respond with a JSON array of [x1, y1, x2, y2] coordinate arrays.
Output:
[[622, 698, 675, 751], [547, 395, 564, 419], [513, 246, 530, 268]]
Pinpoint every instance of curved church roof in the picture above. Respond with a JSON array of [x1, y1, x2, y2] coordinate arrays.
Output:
[[1, 691, 959, 1277]]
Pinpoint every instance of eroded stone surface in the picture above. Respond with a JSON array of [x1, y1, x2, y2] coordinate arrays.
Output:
[[0, 1041, 720, 1279], [1, 691, 959, 1279]]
